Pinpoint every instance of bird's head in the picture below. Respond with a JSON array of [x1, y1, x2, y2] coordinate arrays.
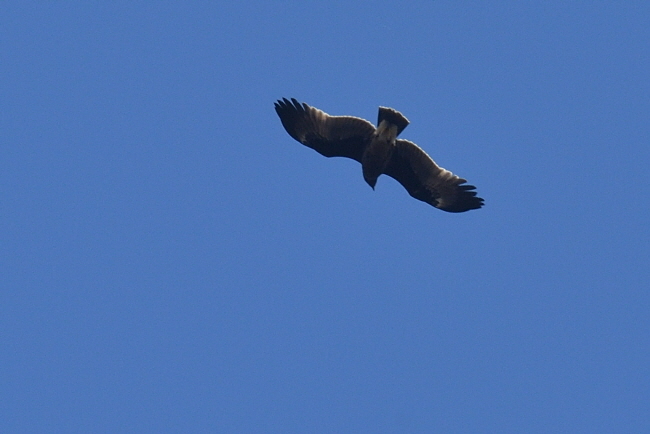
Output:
[[364, 175, 377, 190]]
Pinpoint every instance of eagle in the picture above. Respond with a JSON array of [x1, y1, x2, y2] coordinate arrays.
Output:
[[274, 98, 484, 213]]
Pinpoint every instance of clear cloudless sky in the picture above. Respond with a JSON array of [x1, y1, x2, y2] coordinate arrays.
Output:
[[2, 2, 649, 432]]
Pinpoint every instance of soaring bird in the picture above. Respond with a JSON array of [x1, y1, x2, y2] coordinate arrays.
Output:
[[274, 98, 484, 213]]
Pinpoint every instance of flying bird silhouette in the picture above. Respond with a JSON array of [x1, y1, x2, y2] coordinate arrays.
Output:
[[274, 98, 484, 213]]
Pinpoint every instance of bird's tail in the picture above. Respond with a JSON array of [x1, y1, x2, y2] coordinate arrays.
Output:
[[378, 107, 409, 137]]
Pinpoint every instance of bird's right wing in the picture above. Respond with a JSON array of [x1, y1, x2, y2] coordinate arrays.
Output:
[[384, 139, 484, 213], [274, 98, 376, 163]]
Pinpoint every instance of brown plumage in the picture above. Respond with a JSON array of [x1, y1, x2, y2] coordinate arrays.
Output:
[[274, 98, 484, 213]]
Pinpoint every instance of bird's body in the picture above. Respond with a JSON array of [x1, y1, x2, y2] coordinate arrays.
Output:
[[274, 98, 484, 213], [361, 107, 407, 188]]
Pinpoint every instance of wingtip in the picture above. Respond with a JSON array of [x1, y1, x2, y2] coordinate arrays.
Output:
[[434, 182, 485, 213]]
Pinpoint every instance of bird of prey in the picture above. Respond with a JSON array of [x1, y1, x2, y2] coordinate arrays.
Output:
[[274, 98, 484, 213]]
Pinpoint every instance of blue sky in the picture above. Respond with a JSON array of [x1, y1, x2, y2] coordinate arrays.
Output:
[[2, 2, 649, 432]]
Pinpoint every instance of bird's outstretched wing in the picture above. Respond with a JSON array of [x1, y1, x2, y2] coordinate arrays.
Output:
[[384, 139, 484, 213], [274, 98, 376, 162]]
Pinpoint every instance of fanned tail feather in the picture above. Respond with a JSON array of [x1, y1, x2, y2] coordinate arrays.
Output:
[[378, 107, 409, 136]]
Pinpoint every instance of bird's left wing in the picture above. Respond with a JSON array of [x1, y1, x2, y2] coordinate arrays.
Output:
[[384, 139, 484, 212], [274, 98, 376, 163]]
